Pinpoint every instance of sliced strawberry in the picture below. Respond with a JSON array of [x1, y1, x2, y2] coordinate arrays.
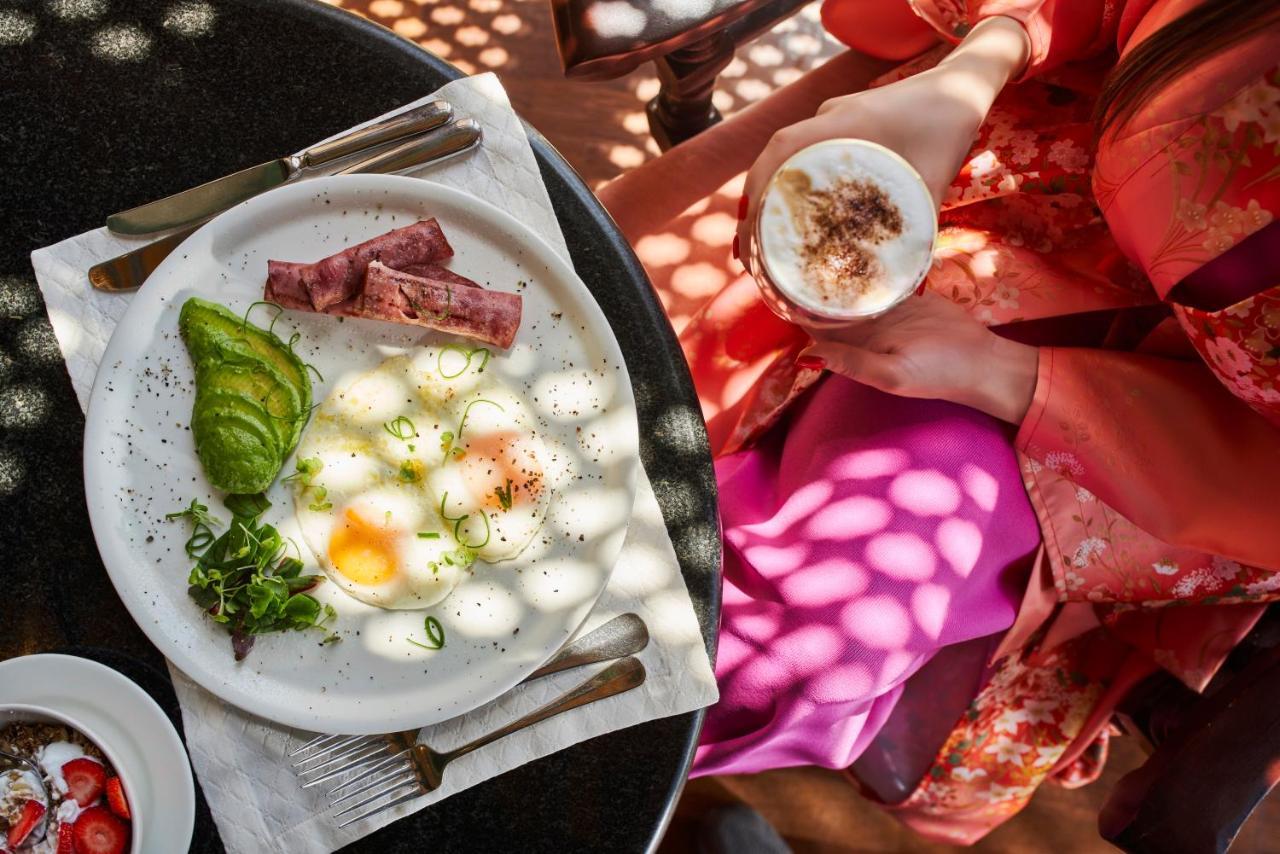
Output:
[[56, 822, 76, 854], [104, 777, 130, 820], [71, 807, 129, 854], [61, 757, 106, 807], [5, 799, 46, 847]]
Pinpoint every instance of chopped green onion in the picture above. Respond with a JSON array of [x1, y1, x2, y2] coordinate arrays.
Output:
[[383, 415, 416, 441], [494, 479, 514, 510], [417, 531, 441, 539], [398, 460, 421, 483], [407, 616, 446, 650], [438, 345, 492, 379], [457, 398, 504, 439], [455, 508, 491, 549]]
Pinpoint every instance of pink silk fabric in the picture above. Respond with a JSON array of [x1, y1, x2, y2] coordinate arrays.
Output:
[[694, 376, 1041, 776]]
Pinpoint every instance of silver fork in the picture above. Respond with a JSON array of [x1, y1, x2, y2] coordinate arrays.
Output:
[[329, 656, 644, 827], [288, 614, 648, 822]]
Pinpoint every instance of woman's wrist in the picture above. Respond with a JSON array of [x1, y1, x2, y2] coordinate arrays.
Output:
[[966, 336, 1040, 424], [936, 16, 1031, 108]]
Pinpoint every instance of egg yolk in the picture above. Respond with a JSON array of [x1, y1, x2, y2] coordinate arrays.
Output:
[[329, 509, 398, 585], [459, 430, 545, 511]]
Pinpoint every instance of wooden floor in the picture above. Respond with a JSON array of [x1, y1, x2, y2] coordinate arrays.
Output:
[[330, 1, 1280, 850]]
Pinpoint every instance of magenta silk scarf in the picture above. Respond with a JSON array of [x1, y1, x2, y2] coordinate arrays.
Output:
[[693, 376, 1041, 777]]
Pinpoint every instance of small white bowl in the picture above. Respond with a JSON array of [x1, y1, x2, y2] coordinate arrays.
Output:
[[1, 703, 143, 854]]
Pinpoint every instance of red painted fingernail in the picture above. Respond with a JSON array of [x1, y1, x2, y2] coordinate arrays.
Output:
[[915, 279, 927, 296], [737, 194, 749, 221], [795, 355, 825, 371], [732, 234, 740, 260]]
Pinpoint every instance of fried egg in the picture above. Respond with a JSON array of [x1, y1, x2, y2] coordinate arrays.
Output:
[[294, 346, 551, 609]]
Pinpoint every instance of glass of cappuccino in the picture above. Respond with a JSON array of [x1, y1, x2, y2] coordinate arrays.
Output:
[[748, 139, 938, 327]]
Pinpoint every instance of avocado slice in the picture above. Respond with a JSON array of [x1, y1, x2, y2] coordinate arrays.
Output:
[[179, 297, 312, 412], [191, 391, 280, 494], [197, 361, 304, 456]]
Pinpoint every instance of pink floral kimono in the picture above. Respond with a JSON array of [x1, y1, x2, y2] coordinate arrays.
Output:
[[599, 0, 1280, 843]]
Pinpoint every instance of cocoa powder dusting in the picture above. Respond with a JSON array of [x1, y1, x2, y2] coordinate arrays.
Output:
[[778, 170, 904, 304]]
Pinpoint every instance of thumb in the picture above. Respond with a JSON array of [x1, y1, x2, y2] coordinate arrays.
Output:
[[799, 342, 904, 393]]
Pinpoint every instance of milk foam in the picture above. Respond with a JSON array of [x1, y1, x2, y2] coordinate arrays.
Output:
[[759, 139, 936, 317]]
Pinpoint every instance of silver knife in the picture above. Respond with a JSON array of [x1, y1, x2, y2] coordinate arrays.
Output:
[[88, 118, 482, 293], [105, 100, 454, 236]]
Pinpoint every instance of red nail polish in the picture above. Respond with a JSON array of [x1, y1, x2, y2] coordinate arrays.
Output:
[[915, 280, 927, 296], [737, 194, 749, 221], [795, 355, 825, 371], [732, 234, 740, 260]]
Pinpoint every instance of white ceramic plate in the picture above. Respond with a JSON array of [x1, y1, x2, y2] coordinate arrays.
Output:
[[83, 175, 639, 734], [0, 654, 195, 853]]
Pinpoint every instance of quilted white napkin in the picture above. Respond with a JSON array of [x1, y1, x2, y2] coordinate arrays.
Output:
[[30, 73, 717, 853]]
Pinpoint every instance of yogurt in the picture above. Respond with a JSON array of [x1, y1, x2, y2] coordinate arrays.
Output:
[[753, 139, 936, 322]]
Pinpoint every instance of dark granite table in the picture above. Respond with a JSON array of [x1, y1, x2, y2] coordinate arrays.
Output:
[[0, 1, 719, 850]]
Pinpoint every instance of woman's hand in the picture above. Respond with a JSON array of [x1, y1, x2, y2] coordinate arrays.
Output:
[[736, 15, 1030, 260], [798, 292, 1040, 424]]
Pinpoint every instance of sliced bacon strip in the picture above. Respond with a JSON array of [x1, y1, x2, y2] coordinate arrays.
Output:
[[266, 219, 453, 311], [359, 262, 522, 349]]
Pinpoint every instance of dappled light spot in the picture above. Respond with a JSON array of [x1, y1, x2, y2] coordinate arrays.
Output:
[[912, 583, 950, 640], [634, 76, 660, 101], [393, 16, 426, 37], [741, 542, 809, 574], [586, 0, 646, 38], [0, 352, 13, 386], [867, 532, 936, 581], [419, 37, 452, 57], [0, 384, 51, 429], [622, 111, 648, 134], [15, 318, 61, 366], [0, 9, 36, 44], [491, 12, 520, 33], [774, 625, 843, 675], [711, 90, 735, 113], [671, 262, 728, 299], [90, 23, 152, 61], [807, 662, 873, 703], [635, 233, 691, 266], [0, 276, 41, 315], [737, 654, 794, 694], [742, 479, 832, 538], [608, 144, 645, 169], [937, 517, 983, 577], [430, 5, 463, 24], [691, 212, 736, 246], [653, 403, 704, 455], [880, 649, 918, 684], [479, 45, 508, 67], [734, 78, 772, 101], [889, 468, 961, 516], [773, 67, 803, 87], [785, 32, 824, 56], [747, 43, 783, 67], [452, 58, 476, 74], [722, 57, 747, 79], [780, 558, 869, 607], [0, 449, 25, 496], [960, 463, 999, 512], [843, 595, 911, 649], [831, 448, 909, 480], [369, 0, 404, 14], [470, 0, 501, 12], [680, 195, 711, 217], [162, 1, 216, 37], [806, 495, 892, 540], [731, 608, 784, 645], [48, 0, 105, 20], [455, 24, 488, 46]]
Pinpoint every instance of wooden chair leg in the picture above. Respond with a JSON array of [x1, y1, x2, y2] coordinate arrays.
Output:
[[646, 31, 735, 150]]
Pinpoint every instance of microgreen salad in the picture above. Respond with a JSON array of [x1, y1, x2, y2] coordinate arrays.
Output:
[[167, 494, 335, 661]]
